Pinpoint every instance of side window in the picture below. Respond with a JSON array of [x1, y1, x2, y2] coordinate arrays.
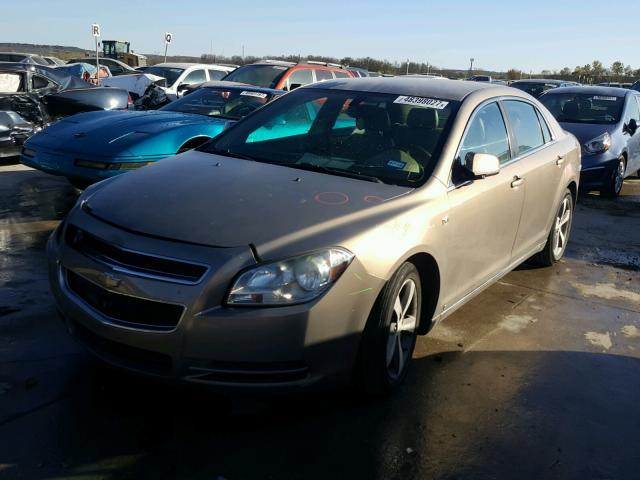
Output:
[[458, 102, 511, 167], [334, 71, 350, 78], [182, 69, 206, 85], [315, 70, 334, 82], [0, 73, 24, 93], [31, 75, 56, 92], [285, 69, 313, 90], [503, 100, 544, 155], [536, 109, 552, 143], [625, 95, 640, 123], [207, 69, 226, 81]]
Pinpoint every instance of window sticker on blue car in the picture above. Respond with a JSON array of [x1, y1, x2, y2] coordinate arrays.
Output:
[[273, 66, 288, 70], [386, 160, 406, 169], [593, 96, 617, 101], [240, 91, 268, 98], [393, 96, 449, 109]]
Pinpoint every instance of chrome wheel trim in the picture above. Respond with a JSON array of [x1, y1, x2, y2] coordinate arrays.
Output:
[[386, 278, 418, 380], [552, 196, 572, 259], [614, 159, 625, 193]]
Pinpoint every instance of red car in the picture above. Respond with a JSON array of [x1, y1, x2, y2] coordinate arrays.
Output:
[[223, 60, 354, 90]]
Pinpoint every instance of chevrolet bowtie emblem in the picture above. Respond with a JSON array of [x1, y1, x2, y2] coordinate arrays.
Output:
[[98, 271, 121, 289]]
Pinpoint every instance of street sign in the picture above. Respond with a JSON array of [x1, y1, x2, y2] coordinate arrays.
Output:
[[165, 32, 172, 45], [92, 24, 100, 37]]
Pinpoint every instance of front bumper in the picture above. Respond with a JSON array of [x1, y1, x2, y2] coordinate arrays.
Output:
[[579, 153, 619, 190], [20, 146, 160, 183], [47, 211, 380, 392]]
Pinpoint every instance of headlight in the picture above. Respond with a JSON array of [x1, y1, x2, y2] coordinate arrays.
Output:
[[583, 131, 611, 154], [227, 248, 354, 306]]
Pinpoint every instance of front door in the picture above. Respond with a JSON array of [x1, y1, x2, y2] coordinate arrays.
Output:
[[442, 101, 525, 309]]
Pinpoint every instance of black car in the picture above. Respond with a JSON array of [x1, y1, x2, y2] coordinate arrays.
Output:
[[510, 79, 580, 99], [0, 63, 129, 158]]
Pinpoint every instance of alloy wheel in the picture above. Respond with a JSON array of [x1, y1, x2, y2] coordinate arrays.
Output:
[[552, 196, 572, 259], [386, 278, 418, 379], [614, 159, 625, 194]]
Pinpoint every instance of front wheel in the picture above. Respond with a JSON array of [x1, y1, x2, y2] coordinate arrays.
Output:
[[601, 157, 625, 198], [532, 189, 574, 267], [354, 262, 422, 395]]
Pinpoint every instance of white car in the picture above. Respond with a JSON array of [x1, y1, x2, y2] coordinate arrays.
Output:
[[142, 63, 236, 100]]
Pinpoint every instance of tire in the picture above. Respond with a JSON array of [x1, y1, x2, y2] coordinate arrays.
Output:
[[601, 157, 626, 198], [66, 177, 91, 190], [354, 262, 422, 395], [532, 189, 574, 267]]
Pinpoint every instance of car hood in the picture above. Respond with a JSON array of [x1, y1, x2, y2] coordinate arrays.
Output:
[[559, 122, 619, 145], [82, 151, 412, 254], [28, 110, 221, 156]]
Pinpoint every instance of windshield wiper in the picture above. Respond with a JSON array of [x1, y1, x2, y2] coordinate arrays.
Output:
[[294, 162, 383, 183]]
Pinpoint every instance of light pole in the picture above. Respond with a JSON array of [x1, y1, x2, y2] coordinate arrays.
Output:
[[469, 57, 474, 77], [406, 58, 409, 75]]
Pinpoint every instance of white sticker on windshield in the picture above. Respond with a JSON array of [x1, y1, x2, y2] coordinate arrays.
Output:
[[240, 91, 268, 98], [393, 96, 449, 109], [593, 96, 617, 101]]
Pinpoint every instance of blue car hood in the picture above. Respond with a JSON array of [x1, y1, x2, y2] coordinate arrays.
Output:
[[559, 122, 618, 145], [28, 110, 229, 157]]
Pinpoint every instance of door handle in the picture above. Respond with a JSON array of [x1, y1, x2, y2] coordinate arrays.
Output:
[[511, 176, 525, 188], [556, 155, 565, 166]]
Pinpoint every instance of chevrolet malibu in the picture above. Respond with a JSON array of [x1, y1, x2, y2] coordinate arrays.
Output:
[[48, 78, 580, 394]]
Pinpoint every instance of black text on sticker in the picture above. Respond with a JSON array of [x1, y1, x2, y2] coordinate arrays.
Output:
[[393, 96, 449, 109]]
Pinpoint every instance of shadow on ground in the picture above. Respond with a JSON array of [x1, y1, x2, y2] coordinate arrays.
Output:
[[1, 350, 639, 480]]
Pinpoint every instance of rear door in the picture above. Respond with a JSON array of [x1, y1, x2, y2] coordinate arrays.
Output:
[[503, 99, 565, 260], [443, 101, 525, 307]]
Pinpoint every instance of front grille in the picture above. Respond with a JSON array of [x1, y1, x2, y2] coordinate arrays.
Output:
[[65, 224, 208, 284], [72, 319, 172, 375], [65, 269, 184, 330], [187, 360, 309, 384]]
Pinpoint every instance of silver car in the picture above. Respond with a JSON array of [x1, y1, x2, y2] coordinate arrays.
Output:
[[48, 78, 580, 394]]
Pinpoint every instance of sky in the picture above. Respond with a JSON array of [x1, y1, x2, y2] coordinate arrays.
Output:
[[2, 0, 640, 72]]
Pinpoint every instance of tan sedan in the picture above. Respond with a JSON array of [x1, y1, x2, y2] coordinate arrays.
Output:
[[48, 78, 580, 394]]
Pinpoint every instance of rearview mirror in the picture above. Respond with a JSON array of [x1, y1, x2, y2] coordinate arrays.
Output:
[[468, 153, 500, 178]]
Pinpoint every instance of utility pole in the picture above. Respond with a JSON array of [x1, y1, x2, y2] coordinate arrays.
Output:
[[406, 58, 409, 75], [242, 44, 245, 60], [469, 57, 474, 77]]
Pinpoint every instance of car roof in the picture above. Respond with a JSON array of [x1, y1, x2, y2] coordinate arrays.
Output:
[[303, 77, 505, 101], [544, 85, 633, 96], [198, 81, 284, 95], [0, 62, 90, 90], [511, 78, 567, 84], [68, 57, 132, 66], [152, 63, 219, 69]]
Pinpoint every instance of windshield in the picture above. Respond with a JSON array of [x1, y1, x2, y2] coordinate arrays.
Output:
[[222, 64, 288, 88], [143, 67, 184, 86], [512, 82, 558, 98], [541, 92, 624, 125], [202, 88, 459, 187], [160, 87, 275, 119]]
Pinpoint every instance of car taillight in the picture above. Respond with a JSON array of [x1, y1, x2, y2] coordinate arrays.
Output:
[[127, 94, 133, 107]]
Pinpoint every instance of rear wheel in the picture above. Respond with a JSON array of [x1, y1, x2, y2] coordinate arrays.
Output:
[[355, 262, 421, 395], [601, 157, 625, 198], [532, 189, 573, 267]]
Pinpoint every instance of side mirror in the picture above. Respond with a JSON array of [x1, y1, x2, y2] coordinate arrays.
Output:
[[625, 118, 638, 136], [468, 153, 501, 178]]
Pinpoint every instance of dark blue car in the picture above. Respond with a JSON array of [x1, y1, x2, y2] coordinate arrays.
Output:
[[540, 86, 640, 197], [21, 82, 282, 188]]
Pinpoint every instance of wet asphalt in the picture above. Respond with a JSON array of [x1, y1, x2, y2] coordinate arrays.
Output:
[[0, 161, 639, 480]]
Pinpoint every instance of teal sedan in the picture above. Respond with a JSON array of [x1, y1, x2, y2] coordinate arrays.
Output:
[[20, 82, 283, 188]]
